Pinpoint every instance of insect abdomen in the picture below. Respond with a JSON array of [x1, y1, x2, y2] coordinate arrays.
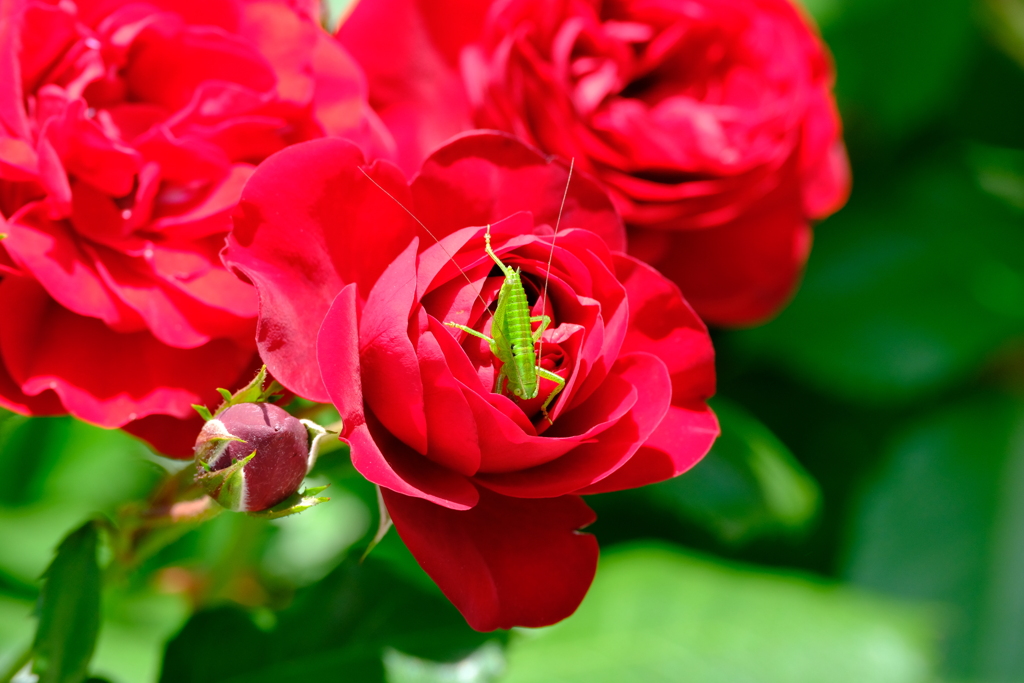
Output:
[[502, 277, 539, 399]]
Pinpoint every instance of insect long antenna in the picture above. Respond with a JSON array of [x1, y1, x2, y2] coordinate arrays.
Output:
[[358, 166, 491, 319], [538, 158, 574, 362]]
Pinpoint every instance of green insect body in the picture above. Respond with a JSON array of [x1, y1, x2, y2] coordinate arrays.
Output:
[[446, 225, 566, 419]]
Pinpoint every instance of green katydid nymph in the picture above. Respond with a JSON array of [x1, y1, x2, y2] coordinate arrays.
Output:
[[358, 159, 574, 422], [444, 224, 566, 419]]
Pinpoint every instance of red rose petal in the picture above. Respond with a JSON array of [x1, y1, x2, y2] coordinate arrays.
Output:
[[416, 324, 483, 476], [317, 283, 363, 426], [124, 18, 276, 112], [0, 356, 63, 417], [615, 254, 716, 401], [4, 204, 145, 331], [0, 0, 31, 144], [627, 161, 810, 328], [238, 1, 317, 105], [76, 0, 242, 31], [0, 276, 251, 427], [151, 163, 253, 237], [0, 137, 38, 181], [348, 416, 480, 510], [360, 238, 429, 453], [338, 0, 480, 174], [382, 486, 598, 631], [412, 131, 627, 252], [576, 403, 719, 494], [474, 352, 671, 497], [225, 138, 418, 400], [121, 411, 208, 459]]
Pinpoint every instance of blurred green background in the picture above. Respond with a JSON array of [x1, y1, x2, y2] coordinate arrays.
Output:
[[4, 0, 1024, 680]]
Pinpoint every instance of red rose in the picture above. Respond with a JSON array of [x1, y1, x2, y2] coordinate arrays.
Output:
[[339, 0, 850, 326], [0, 0, 392, 455], [225, 131, 718, 630]]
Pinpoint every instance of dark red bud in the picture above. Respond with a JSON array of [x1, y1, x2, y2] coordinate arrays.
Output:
[[194, 403, 310, 512]]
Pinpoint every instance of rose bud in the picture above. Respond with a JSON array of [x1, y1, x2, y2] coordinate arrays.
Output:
[[193, 403, 313, 513]]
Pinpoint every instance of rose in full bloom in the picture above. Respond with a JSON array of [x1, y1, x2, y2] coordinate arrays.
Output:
[[225, 131, 718, 630], [338, 0, 850, 326], [0, 0, 391, 455]]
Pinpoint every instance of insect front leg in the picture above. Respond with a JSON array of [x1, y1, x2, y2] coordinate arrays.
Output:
[[445, 321, 495, 345], [483, 224, 516, 279], [446, 321, 509, 395]]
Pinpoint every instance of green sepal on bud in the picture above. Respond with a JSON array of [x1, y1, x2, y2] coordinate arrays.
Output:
[[246, 484, 331, 520], [191, 365, 284, 423], [194, 450, 257, 512]]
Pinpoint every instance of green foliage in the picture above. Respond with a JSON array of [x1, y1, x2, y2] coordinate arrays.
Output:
[[845, 393, 1024, 681], [732, 157, 1024, 406], [646, 398, 820, 544], [0, 416, 187, 683], [32, 522, 103, 683], [159, 548, 497, 683], [502, 545, 935, 683]]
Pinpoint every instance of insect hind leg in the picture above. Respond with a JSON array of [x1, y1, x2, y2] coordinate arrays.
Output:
[[529, 314, 551, 342], [537, 367, 566, 422]]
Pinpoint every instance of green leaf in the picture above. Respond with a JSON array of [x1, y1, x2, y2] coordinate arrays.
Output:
[[159, 607, 272, 683], [845, 393, 1024, 681], [646, 398, 820, 544], [160, 551, 496, 683], [0, 418, 159, 584], [502, 544, 937, 683], [32, 521, 103, 683], [0, 414, 62, 507], [731, 157, 1024, 406]]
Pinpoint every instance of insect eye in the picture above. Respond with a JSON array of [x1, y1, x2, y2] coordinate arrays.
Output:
[[514, 389, 522, 397]]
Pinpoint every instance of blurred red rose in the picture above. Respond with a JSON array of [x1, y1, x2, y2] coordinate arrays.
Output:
[[0, 0, 392, 454], [225, 131, 718, 630], [339, 0, 850, 326]]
